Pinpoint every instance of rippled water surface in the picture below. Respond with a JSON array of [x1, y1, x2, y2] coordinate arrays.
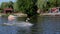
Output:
[[0, 16, 60, 34]]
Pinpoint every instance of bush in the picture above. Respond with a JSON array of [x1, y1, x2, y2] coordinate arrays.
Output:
[[0, 10, 3, 13]]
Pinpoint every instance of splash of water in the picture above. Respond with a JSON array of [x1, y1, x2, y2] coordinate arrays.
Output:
[[3, 15, 33, 27]]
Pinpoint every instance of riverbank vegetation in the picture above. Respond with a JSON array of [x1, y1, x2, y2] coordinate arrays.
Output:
[[0, 0, 60, 17]]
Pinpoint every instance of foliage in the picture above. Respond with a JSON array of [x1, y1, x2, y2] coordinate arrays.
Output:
[[48, 0, 56, 7], [47, 0, 60, 8], [37, 0, 46, 9], [16, 0, 33, 11], [1, 2, 9, 9], [15, 0, 38, 18], [37, 0, 47, 12], [37, 0, 60, 12], [0, 10, 2, 13], [13, 2, 19, 12], [0, 1, 14, 13], [57, 0, 60, 7], [8, 1, 14, 8], [1, 0, 60, 14], [1, 1, 14, 9]]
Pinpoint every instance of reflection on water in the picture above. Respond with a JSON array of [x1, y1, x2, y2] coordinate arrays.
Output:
[[38, 16, 60, 34], [0, 16, 32, 34], [0, 16, 60, 34]]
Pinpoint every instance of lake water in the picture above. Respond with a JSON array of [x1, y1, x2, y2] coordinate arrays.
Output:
[[0, 16, 60, 34], [37, 16, 60, 34]]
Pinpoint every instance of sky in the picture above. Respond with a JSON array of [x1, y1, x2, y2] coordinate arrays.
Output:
[[0, 0, 16, 5]]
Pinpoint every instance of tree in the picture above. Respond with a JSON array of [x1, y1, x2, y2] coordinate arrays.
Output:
[[8, 1, 14, 8], [1, 2, 9, 9], [1, 1, 14, 9], [37, 0, 47, 13], [47, 0, 60, 7], [37, 0, 46, 9], [56, 0, 60, 7], [37, 0, 60, 12], [15, 0, 38, 18], [13, 2, 19, 12]]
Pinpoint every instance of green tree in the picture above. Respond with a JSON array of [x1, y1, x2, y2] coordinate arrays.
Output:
[[37, 0, 46, 9], [8, 1, 14, 8], [15, 0, 38, 18], [1, 2, 9, 9], [37, 0, 47, 12], [47, 0, 60, 7], [13, 2, 19, 12], [56, 0, 60, 7], [1, 1, 14, 9]]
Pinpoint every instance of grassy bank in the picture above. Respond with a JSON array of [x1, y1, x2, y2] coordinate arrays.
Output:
[[0, 13, 27, 17]]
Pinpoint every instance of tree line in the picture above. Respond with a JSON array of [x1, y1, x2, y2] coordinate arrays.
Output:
[[0, 0, 60, 17]]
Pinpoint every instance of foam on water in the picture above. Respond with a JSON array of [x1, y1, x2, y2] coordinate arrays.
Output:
[[3, 15, 33, 27], [4, 22, 33, 27]]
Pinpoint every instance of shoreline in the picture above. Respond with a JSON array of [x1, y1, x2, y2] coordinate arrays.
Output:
[[40, 13, 60, 16], [0, 13, 27, 17], [0, 13, 60, 17]]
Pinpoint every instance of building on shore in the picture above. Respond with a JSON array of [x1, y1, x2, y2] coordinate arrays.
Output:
[[3, 8, 13, 14]]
